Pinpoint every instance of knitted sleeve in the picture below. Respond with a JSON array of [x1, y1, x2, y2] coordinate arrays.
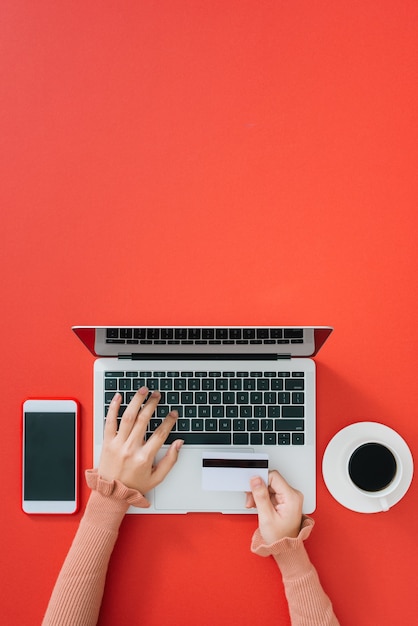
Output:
[[42, 470, 148, 626], [251, 518, 340, 625]]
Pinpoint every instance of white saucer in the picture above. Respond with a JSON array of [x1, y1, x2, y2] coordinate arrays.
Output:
[[322, 422, 414, 513]]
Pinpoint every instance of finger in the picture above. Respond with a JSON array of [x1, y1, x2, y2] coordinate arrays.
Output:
[[129, 390, 162, 441], [150, 438, 184, 487], [144, 410, 179, 457], [268, 470, 298, 499], [103, 393, 122, 443], [250, 476, 275, 517], [245, 491, 256, 508], [117, 386, 149, 441]]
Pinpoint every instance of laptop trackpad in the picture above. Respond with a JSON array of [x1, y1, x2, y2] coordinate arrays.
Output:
[[154, 449, 251, 512]]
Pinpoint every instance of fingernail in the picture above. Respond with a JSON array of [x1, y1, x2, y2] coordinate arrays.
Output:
[[139, 386, 148, 394], [175, 440, 184, 451], [112, 393, 121, 402], [251, 476, 263, 488]]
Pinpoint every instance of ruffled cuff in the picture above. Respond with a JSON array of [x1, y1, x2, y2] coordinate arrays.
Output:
[[85, 469, 150, 508], [251, 516, 314, 557]]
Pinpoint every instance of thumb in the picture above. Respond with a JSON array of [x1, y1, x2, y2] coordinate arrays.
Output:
[[152, 439, 184, 485], [250, 476, 272, 515]]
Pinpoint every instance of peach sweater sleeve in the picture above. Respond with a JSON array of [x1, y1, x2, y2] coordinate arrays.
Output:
[[251, 518, 340, 625], [42, 470, 148, 626]]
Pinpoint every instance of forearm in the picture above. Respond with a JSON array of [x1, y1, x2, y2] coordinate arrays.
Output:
[[42, 470, 148, 626], [251, 519, 339, 626]]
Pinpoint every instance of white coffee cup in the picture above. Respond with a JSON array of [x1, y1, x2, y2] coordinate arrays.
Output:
[[346, 440, 403, 512]]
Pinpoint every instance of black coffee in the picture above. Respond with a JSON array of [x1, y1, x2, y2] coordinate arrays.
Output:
[[348, 443, 397, 492]]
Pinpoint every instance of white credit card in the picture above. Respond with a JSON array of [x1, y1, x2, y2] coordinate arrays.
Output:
[[201, 452, 269, 492]]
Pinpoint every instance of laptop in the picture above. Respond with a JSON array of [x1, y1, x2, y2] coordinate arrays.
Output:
[[73, 326, 332, 514]]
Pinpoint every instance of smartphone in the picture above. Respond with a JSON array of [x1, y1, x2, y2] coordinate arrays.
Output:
[[22, 399, 80, 514]]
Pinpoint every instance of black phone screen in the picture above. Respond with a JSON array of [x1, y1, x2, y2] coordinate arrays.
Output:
[[24, 412, 76, 501]]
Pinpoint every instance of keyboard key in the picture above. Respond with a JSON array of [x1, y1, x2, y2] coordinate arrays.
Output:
[[250, 433, 263, 445], [278, 433, 291, 445], [292, 433, 305, 445], [264, 433, 276, 445], [165, 432, 232, 445], [275, 419, 304, 431], [282, 406, 304, 418], [284, 329, 303, 338], [202, 379, 215, 390], [257, 379, 269, 390], [285, 379, 305, 391], [254, 406, 266, 418], [292, 392, 305, 404], [264, 392, 276, 404], [105, 391, 118, 404], [233, 433, 249, 445]]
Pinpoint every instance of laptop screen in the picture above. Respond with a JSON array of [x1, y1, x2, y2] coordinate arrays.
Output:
[[72, 326, 333, 358]]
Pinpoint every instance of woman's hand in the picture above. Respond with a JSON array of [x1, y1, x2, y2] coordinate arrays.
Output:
[[246, 470, 304, 544], [98, 387, 183, 494]]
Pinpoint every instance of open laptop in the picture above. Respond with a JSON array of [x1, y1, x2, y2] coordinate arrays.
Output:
[[73, 326, 332, 514]]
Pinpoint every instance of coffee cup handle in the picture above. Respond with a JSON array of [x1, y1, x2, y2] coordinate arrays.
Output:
[[379, 497, 390, 512]]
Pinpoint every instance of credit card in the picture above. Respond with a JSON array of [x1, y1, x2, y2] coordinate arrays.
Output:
[[201, 452, 269, 492]]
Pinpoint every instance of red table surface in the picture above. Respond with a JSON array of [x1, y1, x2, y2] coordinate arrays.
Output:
[[1, 2, 417, 624]]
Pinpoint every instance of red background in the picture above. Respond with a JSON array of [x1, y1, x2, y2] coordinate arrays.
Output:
[[1, 1, 417, 624]]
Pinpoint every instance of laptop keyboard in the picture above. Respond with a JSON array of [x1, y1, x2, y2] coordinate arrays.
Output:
[[104, 370, 305, 446]]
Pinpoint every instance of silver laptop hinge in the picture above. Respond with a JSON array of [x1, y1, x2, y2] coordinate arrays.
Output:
[[118, 353, 289, 361]]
